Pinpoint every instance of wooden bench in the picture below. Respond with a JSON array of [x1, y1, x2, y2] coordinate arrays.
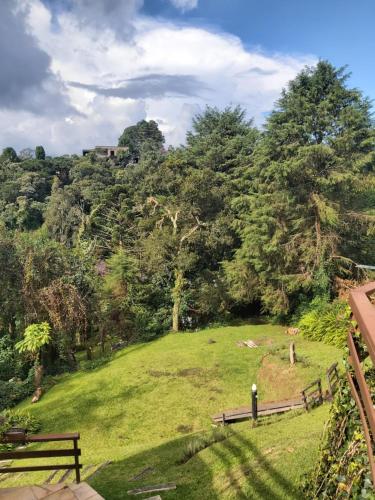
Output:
[[0, 432, 82, 483]]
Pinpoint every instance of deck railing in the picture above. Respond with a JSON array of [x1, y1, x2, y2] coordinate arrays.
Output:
[[348, 282, 375, 485]]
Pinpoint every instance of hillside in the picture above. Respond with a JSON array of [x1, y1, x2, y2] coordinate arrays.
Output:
[[2, 323, 342, 498]]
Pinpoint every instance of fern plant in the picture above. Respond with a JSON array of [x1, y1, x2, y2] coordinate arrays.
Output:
[[298, 300, 351, 348]]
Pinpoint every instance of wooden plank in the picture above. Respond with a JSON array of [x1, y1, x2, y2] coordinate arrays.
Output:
[[129, 466, 154, 481], [58, 468, 73, 484], [85, 461, 112, 480], [80, 464, 95, 481], [0, 449, 80, 460], [44, 469, 61, 485], [127, 483, 176, 495], [0, 464, 82, 473], [26, 433, 80, 443], [212, 398, 303, 420], [212, 401, 304, 422]]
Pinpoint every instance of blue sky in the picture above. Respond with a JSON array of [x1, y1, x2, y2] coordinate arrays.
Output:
[[0, 0, 373, 154], [142, 0, 375, 99]]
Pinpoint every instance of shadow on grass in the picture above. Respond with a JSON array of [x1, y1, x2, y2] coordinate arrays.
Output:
[[210, 429, 299, 499], [28, 376, 155, 432], [89, 427, 300, 500]]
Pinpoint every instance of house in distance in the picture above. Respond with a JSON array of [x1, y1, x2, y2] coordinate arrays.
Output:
[[82, 146, 128, 158]]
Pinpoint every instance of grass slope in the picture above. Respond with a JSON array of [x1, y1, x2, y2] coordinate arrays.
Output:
[[9, 324, 341, 499]]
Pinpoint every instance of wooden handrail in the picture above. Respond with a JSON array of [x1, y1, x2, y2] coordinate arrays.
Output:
[[348, 282, 375, 486], [0, 432, 82, 483], [349, 282, 375, 364]]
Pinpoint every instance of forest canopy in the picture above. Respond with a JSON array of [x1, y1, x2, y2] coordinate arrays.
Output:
[[0, 61, 374, 396]]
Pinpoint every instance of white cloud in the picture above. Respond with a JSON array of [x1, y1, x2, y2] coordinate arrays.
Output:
[[168, 0, 198, 12], [0, 0, 316, 155]]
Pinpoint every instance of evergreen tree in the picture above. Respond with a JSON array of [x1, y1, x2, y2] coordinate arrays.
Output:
[[227, 61, 375, 315], [1, 147, 18, 163], [35, 146, 46, 160], [118, 119, 164, 163]]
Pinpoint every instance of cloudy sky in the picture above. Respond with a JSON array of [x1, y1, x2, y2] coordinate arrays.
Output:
[[1, 0, 374, 155]]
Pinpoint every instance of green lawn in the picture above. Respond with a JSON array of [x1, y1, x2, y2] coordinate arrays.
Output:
[[7, 323, 342, 499]]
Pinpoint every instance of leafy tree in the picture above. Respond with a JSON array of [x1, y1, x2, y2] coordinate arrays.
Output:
[[19, 148, 35, 160], [16, 322, 51, 359], [1, 147, 18, 163], [35, 146, 46, 160], [16, 322, 51, 398], [118, 119, 164, 163], [227, 61, 375, 315]]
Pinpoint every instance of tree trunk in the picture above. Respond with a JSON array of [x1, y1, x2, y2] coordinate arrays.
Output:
[[172, 270, 184, 332], [86, 346, 92, 361], [34, 364, 43, 387], [8, 317, 16, 339], [31, 364, 43, 403]]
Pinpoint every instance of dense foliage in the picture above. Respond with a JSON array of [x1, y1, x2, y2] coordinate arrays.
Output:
[[298, 299, 352, 348], [0, 61, 373, 395], [303, 377, 374, 498]]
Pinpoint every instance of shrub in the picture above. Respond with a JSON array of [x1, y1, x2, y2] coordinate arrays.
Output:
[[298, 299, 351, 348], [0, 409, 41, 451], [0, 408, 41, 434], [0, 368, 34, 411], [0, 336, 19, 381]]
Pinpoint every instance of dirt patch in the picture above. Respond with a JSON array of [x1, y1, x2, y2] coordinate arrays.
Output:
[[210, 386, 223, 393], [176, 424, 193, 434], [256, 337, 273, 346], [258, 355, 303, 401], [177, 367, 204, 377]]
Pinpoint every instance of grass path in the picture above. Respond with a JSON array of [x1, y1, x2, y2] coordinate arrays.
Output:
[[7, 323, 341, 498]]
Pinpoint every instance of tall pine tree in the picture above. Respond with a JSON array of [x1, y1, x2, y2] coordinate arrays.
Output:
[[227, 61, 375, 315]]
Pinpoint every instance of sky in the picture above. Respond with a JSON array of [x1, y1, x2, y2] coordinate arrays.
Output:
[[1, 0, 374, 155]]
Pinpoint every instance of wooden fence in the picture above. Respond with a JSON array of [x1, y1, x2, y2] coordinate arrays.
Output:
[[348, 282, 375, 486]]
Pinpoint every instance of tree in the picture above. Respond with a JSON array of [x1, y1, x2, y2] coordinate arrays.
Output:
[[19, 148, 35, 160], [228, 61, 375, 315], [35, 146, 46, 160], [16, 322, 51, 402], [186, 105, 259, 180], [1, 147, 18, 163], [118, 120, 164, 163]]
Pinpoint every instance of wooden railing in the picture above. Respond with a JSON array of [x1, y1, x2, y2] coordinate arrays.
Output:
[[0, 432, 82, 483], [348, 282, 375, 485]]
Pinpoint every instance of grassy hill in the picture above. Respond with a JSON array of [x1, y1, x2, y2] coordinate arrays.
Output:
[[7, 323, 341, 499]]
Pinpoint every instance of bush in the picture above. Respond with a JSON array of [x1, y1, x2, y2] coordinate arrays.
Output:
[[0, 335, 18, 381], [0, 408, 41, 434], [298, 299, 351, 348], [0, 368, 34, 411]]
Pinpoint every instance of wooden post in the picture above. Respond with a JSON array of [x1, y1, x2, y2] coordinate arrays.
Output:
[[73, 438, 80, 483], [289, 342, 296, 365], [318, 379, 323, 405]]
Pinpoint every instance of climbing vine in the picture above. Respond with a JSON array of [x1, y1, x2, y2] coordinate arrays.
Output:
[[303, 376, 375, 499]]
